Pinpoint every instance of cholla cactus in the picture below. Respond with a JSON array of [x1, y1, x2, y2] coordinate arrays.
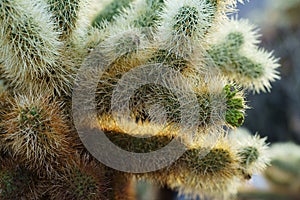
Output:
[[0, 0, 280, 199]]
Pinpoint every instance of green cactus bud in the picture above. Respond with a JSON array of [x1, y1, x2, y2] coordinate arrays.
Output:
[[225, 109, 245, 127], [223, 84, 246, 127], [223, 84, 238, 99], [227, 98, 244, 110]]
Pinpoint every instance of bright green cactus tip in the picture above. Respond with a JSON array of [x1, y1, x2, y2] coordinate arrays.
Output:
[[224, 84, 246, 127], [225, 109, 245, 127]]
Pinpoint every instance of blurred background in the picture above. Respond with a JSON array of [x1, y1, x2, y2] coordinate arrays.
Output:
[[240, 0, 300, 146]]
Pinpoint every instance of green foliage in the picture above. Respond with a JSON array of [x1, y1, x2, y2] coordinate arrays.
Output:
[[224, 84, 238, 99], [225, 109, 245, 127]]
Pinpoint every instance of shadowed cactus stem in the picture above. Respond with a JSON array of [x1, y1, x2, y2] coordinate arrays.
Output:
[[44, 154, 107, 200], [0, 95, 73, 177], [0, 159, 40, 199]]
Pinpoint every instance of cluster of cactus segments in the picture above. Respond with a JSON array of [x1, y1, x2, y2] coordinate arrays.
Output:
[[0, 0, 280, 199]]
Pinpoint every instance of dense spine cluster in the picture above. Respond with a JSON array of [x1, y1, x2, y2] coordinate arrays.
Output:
[[0, 0, 74, 96], [0, 0, 280, 199], [0, 95, 73, 176]]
